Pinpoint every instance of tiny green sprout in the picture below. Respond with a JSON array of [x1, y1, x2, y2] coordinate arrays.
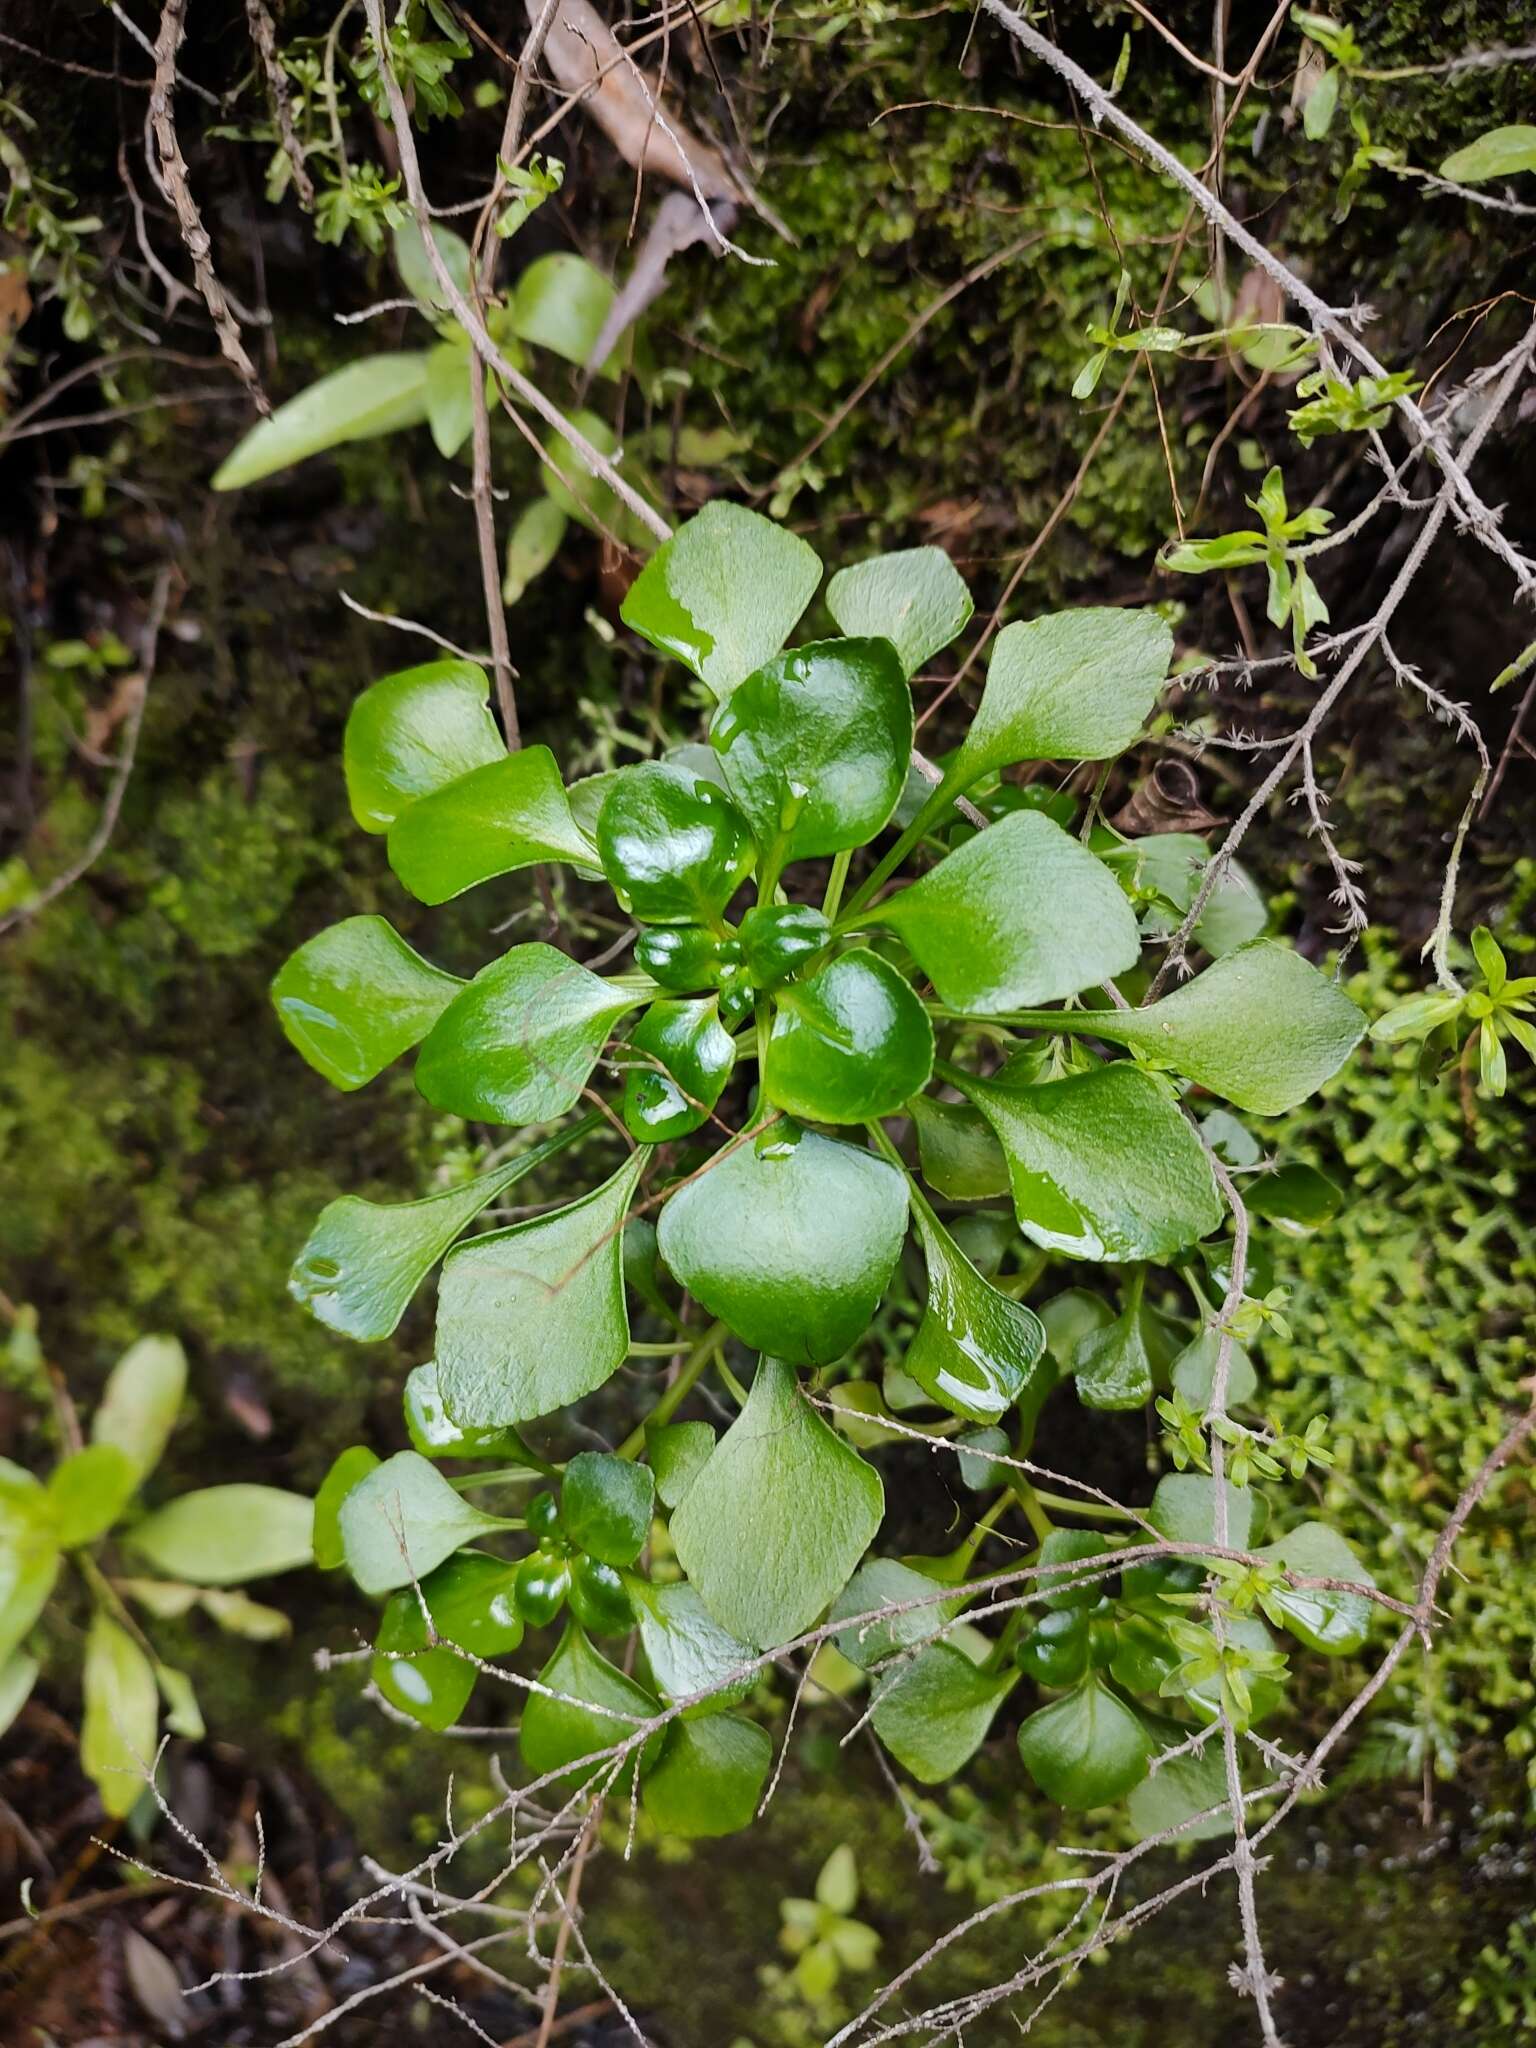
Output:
[[1071, 269, 1184, 400], [1268, 1414, 1335, 1481], [494, 152, 564, 240], [1161, 467, 1332, 676], [1156, 1391, 1212, 1474], [1288, 368, 1420, 447], [1226, 1286, 1293, 1344], [1161, 1616, 1289, 1729], [1371, 925, 1535, 1098], [1210, 1417, 1285, 1489]]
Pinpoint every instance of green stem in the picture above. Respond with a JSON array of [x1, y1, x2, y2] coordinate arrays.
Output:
[[1009, 1476, 1055, 1543], [616, 1320, 728, 1459], [839, 773, 965, 924], [447, 1468, 535, 1494], [1031, 1489, 1136, 1523], [820, 847, 852, 924], [715, 1353, 749, 1408]]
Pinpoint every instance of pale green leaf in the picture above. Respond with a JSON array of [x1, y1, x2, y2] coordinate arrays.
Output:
[[338, 1451, 506, 1596], [126, 1485, 315, 1586], [91, 1335, 186, 1481], [272, 916, 463, 1092], [824, 547, 974, 679], [387, 745, 594, 903], [81, 1613, 159, 1818], [211, 354, 433, 490]]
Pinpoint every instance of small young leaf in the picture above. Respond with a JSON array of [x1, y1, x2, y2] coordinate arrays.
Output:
[[126, 1486, 315, 1586], [343, 658, 503, 834], [906, 1201, 1051, 1426], [272, 916, 463, 1092], [46, 1444, 138, 1548], [338, 1451, 505, 1596], [387, 747, 595, 903], [642, 1712, 773, 1837], [435, 1151, 644, 1427], [372, 1638, 476, 1732], [621, 997, 736, 1141], [211, 354, 433, 490], [711, 638, 914, 863], [671, 1357, 884, 1649], [1017, 1677, 1153, 1810], [198, 1589, 292, 1640], [312, 1446, 382, 1570], [91, 1335, 187, 1482], [519, 1621, 659, 1786], [956, 1062, 1222, 1261], [861, 810, 1139, 1015], [765, 952, 934, 1124], [414, 943, 641, 1124], [596, 762, 754, 924], [872, 1642, 1016, 1784], [824, 547, 974, 678], [80, 1613, 159, 1818], [1302, 64, 1340, 141], [1074, 1292, 1155, 1411], [620, 502, 822, 701], [561, 1453, 655, 1567], [657, 1126, 908, 1367]]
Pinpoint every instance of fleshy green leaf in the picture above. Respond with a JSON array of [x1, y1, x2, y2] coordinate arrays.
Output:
[[657, 1125, 908, 1367], [343, 659, 503, 834], [621, 997, 735, 1141], [711, 639, 913, 864], [1074, 1295, 1154, 1411], [520, 1621, 659, 1786], [862, 811, 1139, 1014], [435, 1151, 644, 1426], [1148, 1474, 1261, 1550], [272, 916, 463, 1092], [338, 1451, 506, 1596], [509, 252, 615, 367], [643, 1712, 773, 1836], [831, 1558, 962, 1669], [1440, 125, 1536, 184], [0, 1464, 60, 1666], [403, 1362, 534, 1460], [126, 1486, 316, 1586], [1126, 1737, 1232, 1842], [561, 1453, 655, 1567], [949, 609, 1173, 788], [671, 1357, 884, 1648], [312, 1447, 382, 1571], [872, 1641, 1015, 1784], [1170, 1329, 1258, 1408], [80, 1613, 159, 1818], [1078, 940, 1367, 1114], [1258, 1521, 1374, 1654], [956, 1062, 1223, 1261], [290, 1138, 580, 1341], [414, 943, 641, 1124], [47, 1444, 138, 1548], [1017, 1677, 1153, 1810], [906, 1199, 1051, 1426], [646, 1421, 715, 1509], [91, 1335, 186, 1481], [765, 951, 933, 1124], [596, 762, 754, 924], [824, 547, 974, 679], [387, 747, 594, 904], [907, 1093, 1009, 1200], [632, 1579, 756, 1715], [211, 354, 433, 490], [372, 1637, 476, 1731], [620, 502, 822, 700]]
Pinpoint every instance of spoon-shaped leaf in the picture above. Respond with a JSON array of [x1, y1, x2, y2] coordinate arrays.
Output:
[[657, 1125, 908, 1366], [342, 658, 505, 833], [91, 1335, 186, 1481], [711, 638, 913, 864], [1017, 1676, 1154, 1810], [211, 353, 434, 492], [387, 747, 595, 903], [290, 1124, 592, 1340], [906, 1194, 1052, 1426], [861, 810, 1139, 1014], [765, 951, 934, 1123], [620, 501, 822, 700], [620, 997, 735, 1141], [954, 1062, 1222, 1261], [338, 1451, 507, 1596], [80, 1613, 159, 1818], [414, 943, 643, 1125], [520, 1621, 660, 1786], [642, 1712, 773, 1836], [272, 916, 464, 1092], [671, 1357, 884, 1648], [631, 1579, 757, 1716], [596, 761, 754, 924], [872, 1641, 1017, 1784], [825, 547, 974, 679], [435, 1150, 644, 1426], [126, 1485, 315, 1585], [950, 608, 1173, 789]]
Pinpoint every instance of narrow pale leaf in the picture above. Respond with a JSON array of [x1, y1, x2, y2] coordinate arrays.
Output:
[[211, 354, 433, 490], [126, 1485, 315, 1586]]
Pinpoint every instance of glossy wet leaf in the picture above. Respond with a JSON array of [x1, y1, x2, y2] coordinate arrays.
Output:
[[415, 943, 641, 1124], [127, 1485, 315, 1586], [632, 1579, 756, 1715], [342, 658, 503, 834], [621, 501, 822, 700], [906, 1200, 1051, 1425], [621, 997, 735, 1141], [561, 1453, 654, 1567], [1243, 1162, 1343, 1232], [311, 1447, 380, 1570], [633, 924, 724, 995], [568, 1554, 633, 1635], [372, 1640, 476, 1731], [956, 1062, 1222, 1261], [47, 1444, 138, 1548], [510, 252, 615, 367], [338, 1452, 506, 1596], [596, 761, 754, 924], [712, 638, 912, 865], [1016, 1609, 1091, 1687], [211, 353, 433, 490], [1017, 1677, 1153, 1810], [435, 1151, 644, 1426], [950, 608, 1173, 788], [291, 1137, 579, 1341], [737, 902, 831, 987], [646, 1421, 715, 1509], [657, 1126, 908, 1367], [864, 810, 1139, 1014], [1170, 1328, 1258, 1408], [824, 546, 974, 679], [872, 1642, 1015, 1784], [81, 1613, 159, 1818], [1126, 1738, 1232, 1843], [1148, 1474, 1262, 1550], [520, 1622, 659, 1787], [1077, 940, 1367, 1114], [671, 1357, 884, 1648], [403, 1362, 534, 1461], [1074, 1293, 1154, 1411], [384, 1549, 525, 1658], [273, 916, 464, 1093], [765, 951, 933, 1123], [387, 747, 594, 904], [643, 1712, 773, 1836], [907, 1093, 1009, 1200], [91, 1335, 186, 1481], [1258, 1521, 1374, 1654]]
